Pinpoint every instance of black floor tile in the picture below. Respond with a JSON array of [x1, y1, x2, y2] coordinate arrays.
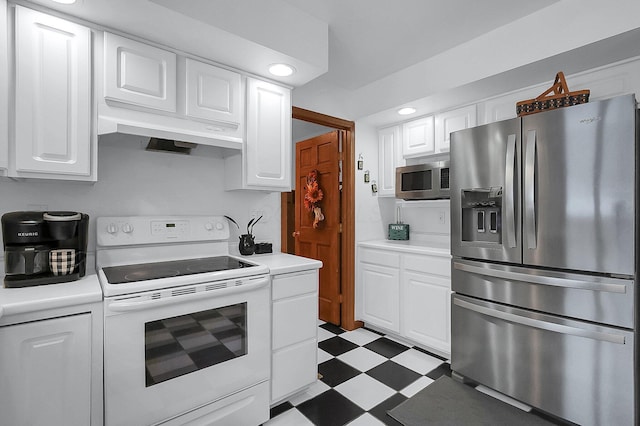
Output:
[[426, 362, 452, 380], [318, 336, 359, 356], [269, 401, 293, 419], [364, 337, 410, 359], [318, 358, 361, 387], [369, 392, 407, 426], [297, 389, 364, 426], [319, 322, 345, 335], [366, 360, 422, 391]]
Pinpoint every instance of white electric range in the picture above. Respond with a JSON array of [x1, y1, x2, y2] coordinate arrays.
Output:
[[96, 215, 270, 426]]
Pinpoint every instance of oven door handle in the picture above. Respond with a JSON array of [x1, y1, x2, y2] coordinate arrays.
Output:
[[107, 276, 269, 313], [454, 297, 626, 344]]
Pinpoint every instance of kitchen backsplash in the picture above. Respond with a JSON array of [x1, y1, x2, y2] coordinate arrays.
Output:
[[0, 133, 281, 264], [386, 199, 451, 247]]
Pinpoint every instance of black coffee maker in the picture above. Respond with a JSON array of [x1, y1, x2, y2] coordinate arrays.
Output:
[[2, 211, 89, 288]]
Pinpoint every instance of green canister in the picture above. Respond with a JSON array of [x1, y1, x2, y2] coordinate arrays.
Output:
[[388, 206, 409, 240]]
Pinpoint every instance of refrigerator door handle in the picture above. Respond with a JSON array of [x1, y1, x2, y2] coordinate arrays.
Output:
[[453, 297, 626, 345], [524, 129, 537, 249], [504, 134, 517, 248], [453, 261, 628, 294]]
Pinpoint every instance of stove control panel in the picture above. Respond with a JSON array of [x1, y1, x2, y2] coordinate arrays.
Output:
[[96, 216, 230, 247]]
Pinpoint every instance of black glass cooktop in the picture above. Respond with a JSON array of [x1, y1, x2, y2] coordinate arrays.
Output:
[[102, 256, 256, 284]]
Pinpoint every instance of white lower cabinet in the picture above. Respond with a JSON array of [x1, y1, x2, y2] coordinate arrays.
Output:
[[401, 254, 451, 354], [357, 244, 451, 355], [358, 248, 401, 333], [0, 314, 92, 425], [271, 270, 318, 404]]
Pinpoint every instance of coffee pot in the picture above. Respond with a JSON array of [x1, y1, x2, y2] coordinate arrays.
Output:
[[1, 211, 89, 288]]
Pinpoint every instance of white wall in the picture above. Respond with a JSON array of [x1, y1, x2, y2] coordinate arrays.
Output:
[[0, 133, 281, 260]]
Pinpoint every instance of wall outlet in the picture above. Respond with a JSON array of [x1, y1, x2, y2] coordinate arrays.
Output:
[[438, 210, 446, 224]]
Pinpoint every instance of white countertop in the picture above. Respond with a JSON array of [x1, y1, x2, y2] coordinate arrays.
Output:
[[246, 252, 323, 275], [0, 274, 103, 321], [358, 239, 451, 257]]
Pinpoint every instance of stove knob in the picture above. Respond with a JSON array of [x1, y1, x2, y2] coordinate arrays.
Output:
[[107, 223, 118, 234], [215, 222, 224, 230], [122, 224, 133, 234], [204, 222, 214, 231]]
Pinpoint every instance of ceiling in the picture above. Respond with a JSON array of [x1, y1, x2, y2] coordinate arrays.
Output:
[[280, 0, 559, 91], [25, 0, 558, 90], [21, 0, 640, 123]]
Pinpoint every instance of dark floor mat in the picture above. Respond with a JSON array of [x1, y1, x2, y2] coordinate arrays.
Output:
[[387, 376, 556, 426]]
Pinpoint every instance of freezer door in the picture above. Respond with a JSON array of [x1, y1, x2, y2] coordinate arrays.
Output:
[[452, 258, 634, 329], [452, 294, 635, 426], [450, 118, 521, 263], [522, 94, 636, 275]]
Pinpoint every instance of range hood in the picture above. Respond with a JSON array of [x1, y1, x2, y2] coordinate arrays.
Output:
[[98, 105, 244, 150]]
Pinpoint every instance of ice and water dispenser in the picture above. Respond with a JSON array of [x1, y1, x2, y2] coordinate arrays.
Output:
[[460, 187, 502, 244]]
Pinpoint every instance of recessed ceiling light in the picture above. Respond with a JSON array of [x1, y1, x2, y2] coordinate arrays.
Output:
[[269, 63, 295, 77], [397, 107, 417, 115], [51, 0, 77, 3]]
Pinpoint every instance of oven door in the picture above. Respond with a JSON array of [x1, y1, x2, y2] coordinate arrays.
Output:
[[103, 275, 270, 426]]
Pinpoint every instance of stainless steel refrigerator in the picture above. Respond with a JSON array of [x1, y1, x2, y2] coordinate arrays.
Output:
[[450, 94, 637, 426]]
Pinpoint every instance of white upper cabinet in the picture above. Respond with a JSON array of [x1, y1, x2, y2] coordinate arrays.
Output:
[[13, 6, 94, 180], [402, 115, 434, 158], [378, 125, 404, 197], [184, 58, 242, 127], [434, 104, 476, 153], [226, 77, 291, 191], [103, 32, 177, 112], [0, 0, 8, 176]]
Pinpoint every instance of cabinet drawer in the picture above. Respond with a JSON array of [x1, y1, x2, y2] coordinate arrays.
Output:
[[273, 292, 317, 350], [359, 247, 400, 268], [271, 338, 317, 403], [272, 271, 317, 300], [404, 254, 450, 278]]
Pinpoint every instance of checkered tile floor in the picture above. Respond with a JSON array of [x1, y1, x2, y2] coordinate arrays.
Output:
[[265, 321, 570, 426], [264, 321, 452, 426]]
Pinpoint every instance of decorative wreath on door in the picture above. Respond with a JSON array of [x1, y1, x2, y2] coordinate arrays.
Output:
[[304, 170, 325, 228]]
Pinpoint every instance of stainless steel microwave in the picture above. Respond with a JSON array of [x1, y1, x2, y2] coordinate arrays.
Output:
[[395, 161, 450, 200]]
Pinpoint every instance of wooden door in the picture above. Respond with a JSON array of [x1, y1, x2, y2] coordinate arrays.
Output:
[[295, 131, 342, 325]]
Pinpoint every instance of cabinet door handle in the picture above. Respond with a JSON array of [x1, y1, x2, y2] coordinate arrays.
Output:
[[292, 231, 300, 237]]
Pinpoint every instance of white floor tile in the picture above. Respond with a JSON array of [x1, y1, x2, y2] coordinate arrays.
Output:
[[391, 348, 444, 374], [400, 375, 434, 397], [340, 328, 382, 346], [264, 408, 315, 426], [287, 379, 331, 406], [337, 347, 387, 372], [335, 373, 396, 411], [346, 412, 387, 426], [317, 348, 333, 364], [317, 319, 326, 326], [317, 327, 335, 342]]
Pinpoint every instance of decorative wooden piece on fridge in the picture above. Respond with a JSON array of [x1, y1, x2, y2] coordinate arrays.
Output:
[[516, 72, 590, 116]]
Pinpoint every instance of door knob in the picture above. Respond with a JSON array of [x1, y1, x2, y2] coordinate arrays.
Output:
[[292, 231, 300, 237]]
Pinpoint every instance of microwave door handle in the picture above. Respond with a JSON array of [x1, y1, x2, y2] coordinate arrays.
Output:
[[504, 134, 517, 248], [524, 130, 537, 249]]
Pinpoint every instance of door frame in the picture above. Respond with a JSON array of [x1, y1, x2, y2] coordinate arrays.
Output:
[[283, 106, 361, 331]]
